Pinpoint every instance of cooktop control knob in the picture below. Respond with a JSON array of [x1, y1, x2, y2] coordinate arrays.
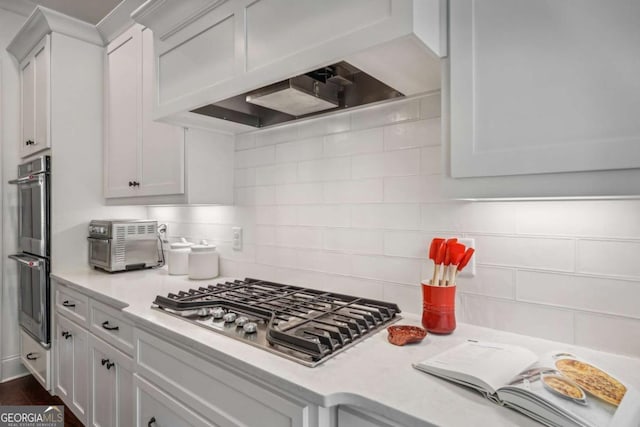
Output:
[[211, 308, 225, 319], [196, 308, 209, 317], [223, 312, 237, 323], [243, 322, 257, 334], [235, 316, 249, 327]]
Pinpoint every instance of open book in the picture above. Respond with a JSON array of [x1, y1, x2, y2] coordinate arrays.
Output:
[[413, 341, 640, 427]]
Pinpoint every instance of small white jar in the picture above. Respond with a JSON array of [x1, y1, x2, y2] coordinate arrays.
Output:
[[167, 238, 192, 275], [188, 240, 219, 280]]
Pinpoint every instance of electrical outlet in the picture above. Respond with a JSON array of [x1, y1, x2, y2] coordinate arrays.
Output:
[[232, 227, 242, 251], [458, 238, 476, 277]]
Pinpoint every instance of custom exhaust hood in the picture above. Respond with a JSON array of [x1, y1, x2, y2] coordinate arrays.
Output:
[[190, 61, 404, 128]]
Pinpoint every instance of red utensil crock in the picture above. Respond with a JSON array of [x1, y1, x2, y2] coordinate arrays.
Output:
[[421, 281, 456, 334]]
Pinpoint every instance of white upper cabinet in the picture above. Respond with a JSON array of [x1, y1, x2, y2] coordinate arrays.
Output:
[[19, 35, 50, 158], [130, 0, 446, 131], [104, 24, 233, 205], [105, 24, 185, 199], [448, 0, 640, 179]]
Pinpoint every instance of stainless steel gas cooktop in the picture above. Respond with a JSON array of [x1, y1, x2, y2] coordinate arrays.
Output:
[[152, 278, 401, 367]]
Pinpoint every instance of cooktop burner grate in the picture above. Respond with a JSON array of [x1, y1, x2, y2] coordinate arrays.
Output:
[[152, 278, 401, 366]]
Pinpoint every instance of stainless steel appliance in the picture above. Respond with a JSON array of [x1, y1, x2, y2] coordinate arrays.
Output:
[[8, 156, 51, 347], [153, 278, 401, 367], [88, 219, 161, 272]]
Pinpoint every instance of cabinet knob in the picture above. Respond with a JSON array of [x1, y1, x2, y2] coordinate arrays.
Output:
[[148, 417, 156, 427], [134, 181, 140, 187], [129, 181, 134, 187]]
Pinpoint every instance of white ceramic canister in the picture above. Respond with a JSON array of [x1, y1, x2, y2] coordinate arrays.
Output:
[[188, 240, 219, 280], [167, 238, 193, 275]]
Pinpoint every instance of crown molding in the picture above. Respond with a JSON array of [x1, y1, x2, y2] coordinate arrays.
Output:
[[7, 5, 103, 63], [96, 0, 146, 44]]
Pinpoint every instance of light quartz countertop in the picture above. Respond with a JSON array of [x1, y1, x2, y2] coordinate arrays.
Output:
[[52, 268, 640, 427]]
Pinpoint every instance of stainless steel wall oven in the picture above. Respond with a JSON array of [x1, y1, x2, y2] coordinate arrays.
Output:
[[9, 156, 51, 347]]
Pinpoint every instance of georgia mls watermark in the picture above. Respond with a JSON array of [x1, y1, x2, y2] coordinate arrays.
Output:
[[0, 405, 64, 427]]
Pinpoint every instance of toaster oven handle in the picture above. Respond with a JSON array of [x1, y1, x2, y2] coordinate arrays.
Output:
[[8, 254, 43, 270]]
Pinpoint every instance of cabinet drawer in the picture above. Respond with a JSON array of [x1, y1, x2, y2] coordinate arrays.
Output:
[[55, 284, 89, 327], [136, 331, 311, 427], [135, 375, 214, 427], [21, 329, 50, 389], [89, 300, 133, 356]]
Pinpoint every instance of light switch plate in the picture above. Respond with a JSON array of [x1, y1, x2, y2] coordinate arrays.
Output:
[[458, 238, 476, 277], [232, 227, 242, 251]]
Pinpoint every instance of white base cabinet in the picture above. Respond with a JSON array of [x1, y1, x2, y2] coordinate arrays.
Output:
[[54, 315, 89, 423], [88, 335, 134, 427]]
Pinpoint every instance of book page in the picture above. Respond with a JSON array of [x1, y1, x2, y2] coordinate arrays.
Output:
[[414, 340, 538, 394], [498, 352, 637, 427]]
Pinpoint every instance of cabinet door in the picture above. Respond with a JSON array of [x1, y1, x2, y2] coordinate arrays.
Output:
[[135, 375, 215, 427], [449, 0, 640, 178], [104, 27, 141, 198], [55, 315, 89, 423], [139, 27, 185, 197], [89, 335, 134, 427], [20, 36, 51, 158]]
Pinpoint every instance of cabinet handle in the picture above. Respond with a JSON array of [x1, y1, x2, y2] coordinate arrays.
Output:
[[148, 417, 156, 426], [26, 352, 38, 361], [62, 300, 76, 308], [61, 331, 72, 339], [129, 181, 134, 187], [25, 140, 34, 146], [134, 181, 140, 187], [101, 358, 115, 370], [101, 320, 119, 331]]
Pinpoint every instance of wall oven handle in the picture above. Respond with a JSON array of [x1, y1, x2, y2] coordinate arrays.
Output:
[[8, 174, 46, 185], [26, 352, 39, 361], [8, 254, 43, 270], [102, 321, 119, 331]]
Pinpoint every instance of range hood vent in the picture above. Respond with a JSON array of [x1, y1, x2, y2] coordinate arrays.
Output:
[[190, 61, 403, 128]]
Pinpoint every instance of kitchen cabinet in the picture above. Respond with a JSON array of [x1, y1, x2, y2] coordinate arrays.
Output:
[[104, 24, 234, 204], [445, 0, 640, 198], [130, 0, 445, 131], [337, 407, 402, 427], [88, 335, 134, 427], [19, 35, 50, 158], [135, 329, 313, 427], [105, 24, 184, 199], [55, 315, 89, 424]]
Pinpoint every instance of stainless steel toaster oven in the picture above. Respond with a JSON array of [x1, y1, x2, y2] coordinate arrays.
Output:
[[88, 219, 161, 272]]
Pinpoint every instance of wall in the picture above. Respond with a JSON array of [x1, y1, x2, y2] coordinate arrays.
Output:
[[149, 93, 640, 359], [0, 7, 28, 382]]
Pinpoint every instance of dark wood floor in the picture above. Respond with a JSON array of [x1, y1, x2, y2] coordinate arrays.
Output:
[[0, 374, 83, 427]]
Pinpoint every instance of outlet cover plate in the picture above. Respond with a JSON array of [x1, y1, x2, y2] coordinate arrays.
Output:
[[232, 227, 242, 251], [458, 238, 476, 277]]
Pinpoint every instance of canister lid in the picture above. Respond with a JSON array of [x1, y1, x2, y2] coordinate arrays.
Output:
[[170, 237, 193, 249], [191, 239, 216, 252]]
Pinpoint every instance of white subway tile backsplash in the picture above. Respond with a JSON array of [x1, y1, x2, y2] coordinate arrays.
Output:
[[157, 93, 640, 357], [456, 266, 516, 300], [575, 313, 640, 358], [577, 239, 640, 279], [298, 157, 351, 182], [420, 145, 442, 175], [275, 137, 323, 162], [255, 163, 298, 185], [323, 128, 383, 157], [276, 183, 324, 204], [323, 229, 384, 254], [297, 205, 351, 228], [471, 235, 575, 271], [517, 270, 640, 319], [384, 119, 440, 151], [352, 255, 422, 285], [324, 179, 384, 203], [235, 146, 275, 168], [463, 295, 574, 343], [275, 226, 323, 249]]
